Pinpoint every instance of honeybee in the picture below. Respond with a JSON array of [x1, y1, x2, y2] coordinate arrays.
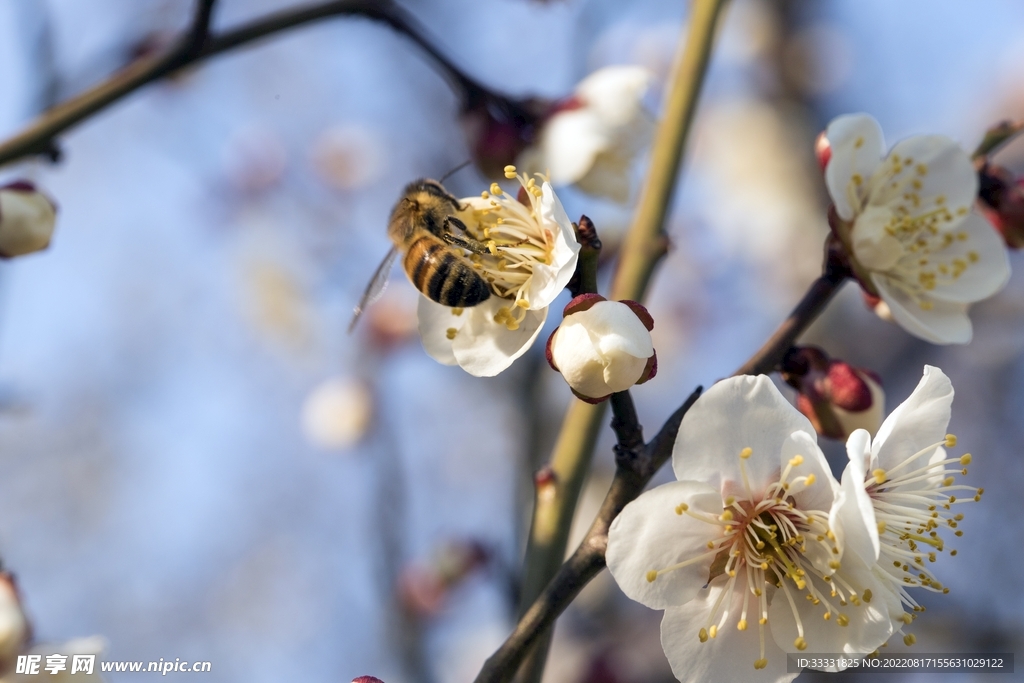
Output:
[[349, 179, 492, 331]]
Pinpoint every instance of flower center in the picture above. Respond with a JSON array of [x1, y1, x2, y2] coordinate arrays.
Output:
[[457, 166, 557, 331], [644, 448, 852, 670], [864, 433, 981, 642], [846, 154, 979, 311]]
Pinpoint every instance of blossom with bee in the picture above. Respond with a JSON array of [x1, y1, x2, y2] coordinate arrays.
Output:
[[606, 376, 892, 682], [418, 168, 580, 376], [822, 113, 1010, 344]]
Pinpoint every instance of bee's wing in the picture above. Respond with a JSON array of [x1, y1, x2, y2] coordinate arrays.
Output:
[[349, 246, 399, 333]]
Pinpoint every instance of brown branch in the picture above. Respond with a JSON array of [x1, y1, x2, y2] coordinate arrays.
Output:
[[0, 0, 504, 167], [733, 264, 847, 376], [474, 388, 703, 683]]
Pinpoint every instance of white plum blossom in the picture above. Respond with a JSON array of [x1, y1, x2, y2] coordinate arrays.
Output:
[[418, 169, 580, 376], [606, 376, 892, 682], [824, 113, 1010, 344], [546, 296, 656, 401], [831, 366, 979, 644], [0, 182, 57, 258], [518, 66, 654, 203]]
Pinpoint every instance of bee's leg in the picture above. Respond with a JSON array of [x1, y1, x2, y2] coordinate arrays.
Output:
[[442, 216, 491, 254]]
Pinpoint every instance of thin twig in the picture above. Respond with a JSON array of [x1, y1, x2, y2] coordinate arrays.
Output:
[[733, 273, 846, 376], [0, 0, 506, 167]]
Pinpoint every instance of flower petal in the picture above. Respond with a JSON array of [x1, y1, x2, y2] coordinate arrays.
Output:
[[661, 581, 796, 683], [869, 134, 977, 222], [606, 480, 723, 609], [417, 297, 465, 366], [831, 430, 880, 565], [871, 365, 953, 475], [825, 114, 885, 221], [534, 110, 605, 185], [768, 562, 892, 668], [575, 65, 652, 129], [672, 376, 816, 496], [926, 213, 1011, 304], [525, 183, 580, 310], [871, 273, 972, 344], [449, 299, 547, 377]]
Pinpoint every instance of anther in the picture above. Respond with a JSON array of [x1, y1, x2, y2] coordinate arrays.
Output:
[[698, 628, 708, 643], [737, 619, 747, 631], [675, 503, 688, 514], [646, 571, 657, 583], [837, 614, 849, 627], [740, 447, 752, 459], [794, 637, 807, 651], [945, 434, 957, 447], [789, 455, 804, 467], [872, 469, 887, 484], [754, 659, 768, 670], [445, 328, 457, 340], [904, 634, 916, 646], [709, 625, 718, 639], [960, 454, 972, 465]]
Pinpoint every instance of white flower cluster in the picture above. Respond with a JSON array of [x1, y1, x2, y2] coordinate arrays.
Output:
[[607, 367, 975, 682], [418, 169, 580, 377]]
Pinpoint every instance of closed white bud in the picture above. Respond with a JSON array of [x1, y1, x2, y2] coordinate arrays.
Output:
[[547, 296, 656, 402], [0, 182, 57, 258]]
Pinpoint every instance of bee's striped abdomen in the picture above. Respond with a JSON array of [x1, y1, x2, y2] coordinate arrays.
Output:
[[405, 236, 491, 307]]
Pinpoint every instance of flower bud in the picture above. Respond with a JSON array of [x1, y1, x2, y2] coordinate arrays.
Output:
[[352, 677, 386, 683], [546, 296, 656, 403], [978, 163, 1024, 249], [0, 182, 56, 258], [0, 573, 29, 675], [814, 130, 831, 171], [782, 346, 884, 440]]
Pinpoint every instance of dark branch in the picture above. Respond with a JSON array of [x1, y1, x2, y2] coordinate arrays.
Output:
[[474, 387, 703, 683], [734, 255, 848, 376], [0, 0, 511, 167]]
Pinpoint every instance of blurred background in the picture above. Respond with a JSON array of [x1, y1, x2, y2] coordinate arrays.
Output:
[[0, 0, 1020, 681]]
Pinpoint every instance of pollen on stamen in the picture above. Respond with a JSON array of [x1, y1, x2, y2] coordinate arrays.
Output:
[[878, 521, 887, 534], [698, 628, 708, 643], [837, 614, 850, 627], [709, 625, 718, 639], [789, 455, 804, 466], [645, 570, 658, 583], [945, 434, 957, 447], [959, 454, 972, 465], [737, 619, 747, 631], [503, 165, 517, 179], [675, 503, 688, 514], [740, 447, 753, 459], [872, 469, 887, 484], [445, 328, 458, 340], [904, 634, 917, 646], [490, 183, 503, 195], [794, 637, 808, 651], [754, 659, 768, 670]]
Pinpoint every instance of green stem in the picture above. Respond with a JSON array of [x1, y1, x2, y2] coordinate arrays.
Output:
[[513, 2, 730, 681]]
